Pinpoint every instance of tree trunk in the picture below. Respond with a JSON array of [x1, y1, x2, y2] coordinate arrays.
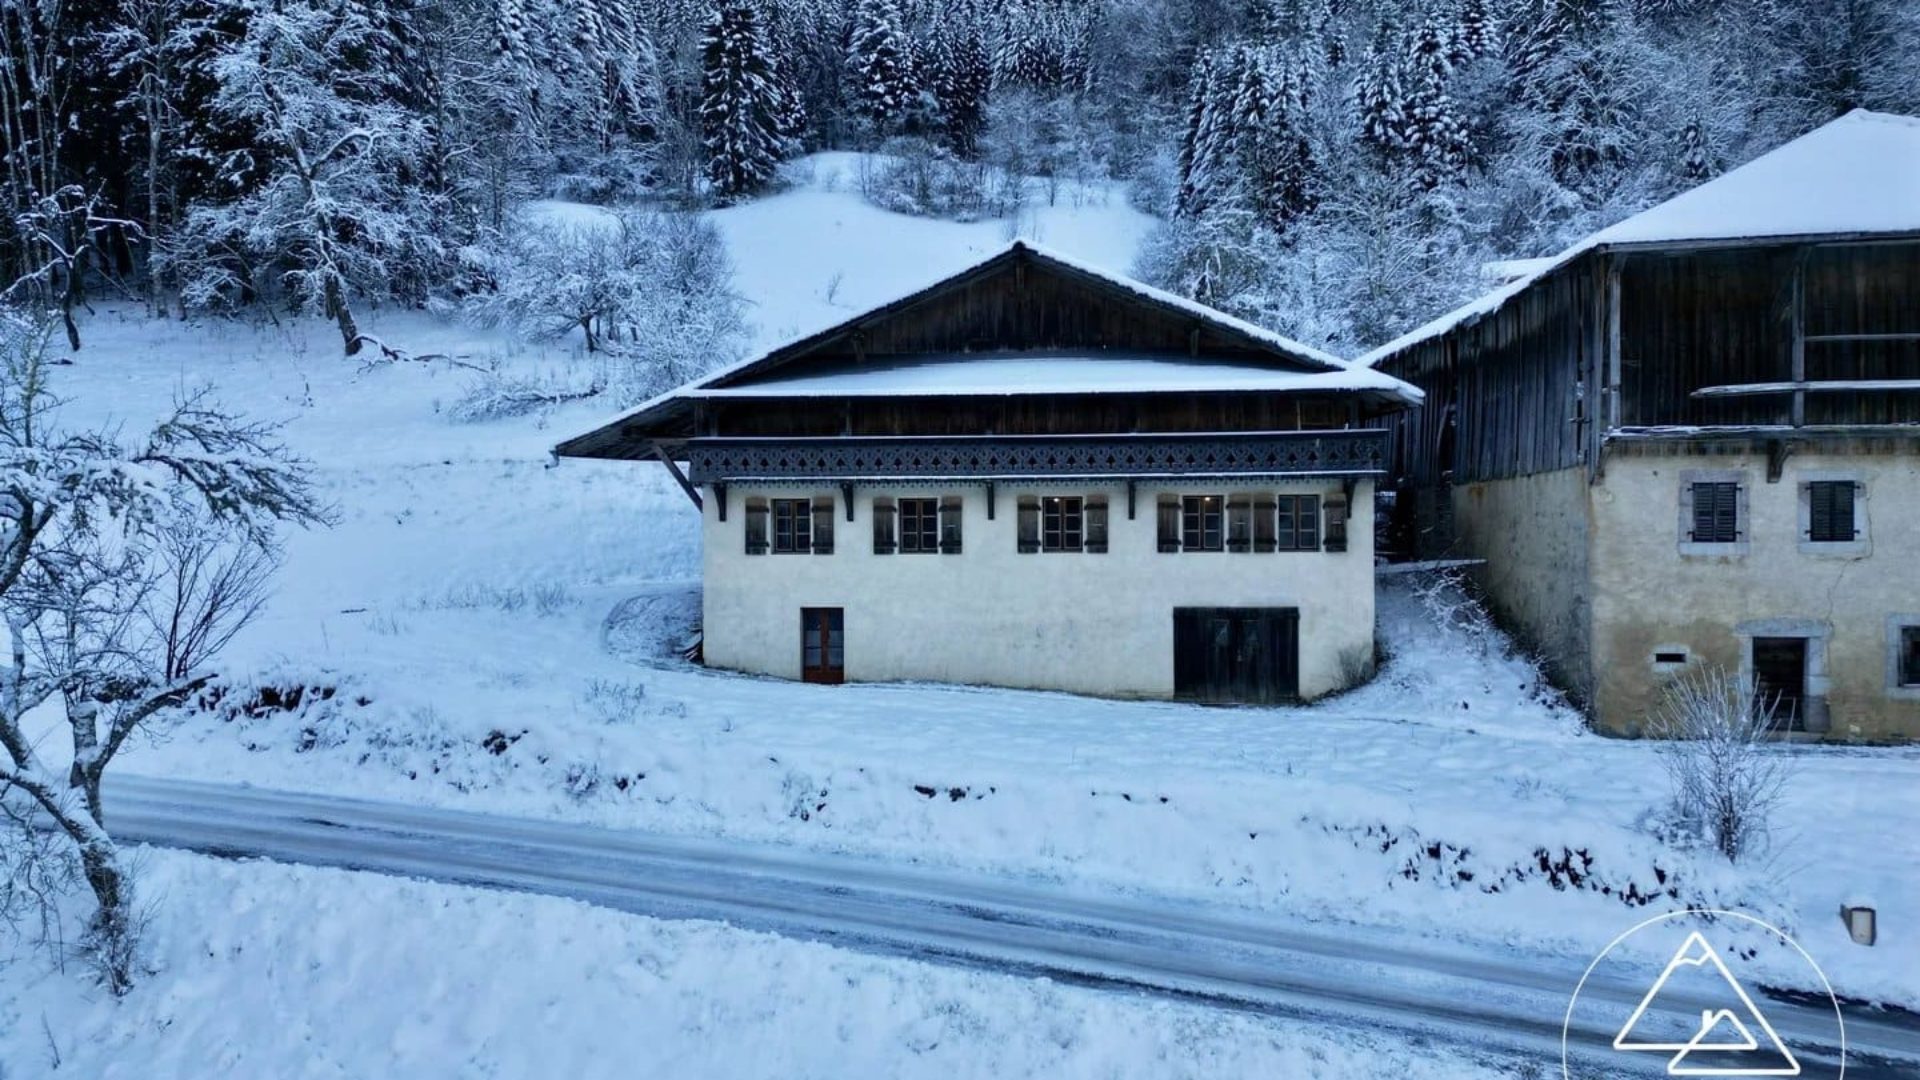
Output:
[[79, 837, 136, 995], [327, 274, 363, 355]]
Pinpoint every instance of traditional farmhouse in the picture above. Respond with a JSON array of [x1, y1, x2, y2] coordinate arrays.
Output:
[[559, 242, 1419, 702], [1363, 110, 1920, 741]]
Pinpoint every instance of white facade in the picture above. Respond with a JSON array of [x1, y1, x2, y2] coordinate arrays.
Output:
[[700, 478, 1376, 700]]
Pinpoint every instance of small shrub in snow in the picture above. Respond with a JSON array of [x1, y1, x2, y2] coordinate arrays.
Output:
[[856, 138, 1015, 221], [582, 679, 650, 724], [459, 209, 746, 404], [1646, 667, 1790, 864], [447, 365, 605, 423]]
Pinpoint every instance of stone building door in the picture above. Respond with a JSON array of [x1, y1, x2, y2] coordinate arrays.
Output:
[[1173, 608, 1300, 704], [1751, 637, 1807, 727]]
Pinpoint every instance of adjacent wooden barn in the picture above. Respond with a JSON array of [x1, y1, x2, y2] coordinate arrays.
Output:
[[1363, 110, 1920, 741]]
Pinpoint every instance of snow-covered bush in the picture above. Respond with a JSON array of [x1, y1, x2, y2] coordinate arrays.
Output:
[[1646, 667, 1790, 864], [446, 364, 604, 423], [460, 210, 746, 405], [856, 138, 1012, 220]]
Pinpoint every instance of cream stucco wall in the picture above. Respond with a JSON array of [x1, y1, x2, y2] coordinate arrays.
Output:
[[699, 479, 1376, 700], [1449, 467, 1596, 705], [1589, 449, 1920, 741]]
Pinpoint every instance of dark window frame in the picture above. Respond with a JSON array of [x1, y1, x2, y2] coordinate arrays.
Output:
[[1181, 495, 1225, 552], [1276, 494, 1321, 552], [771, 498, 813, 554], [1042, 496, 1084, 552], [1901, 626, 1920, 688], [898, 497, 940, 554]]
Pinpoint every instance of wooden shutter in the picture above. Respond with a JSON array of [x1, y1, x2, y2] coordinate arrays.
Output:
[[745, 499, 768, 555], [871, 498, 896, 554], [1017, 496, 1040, 553], [1253, 496, 1277, 552], [939, 496, 963, 554], [1157, 496, 1180, 552], [1807, 481, 1856, 542], [1084, 498, 1108, 553], [1323, 497, 1348, 552], [1691, 482, 1738, 543], [811, 496, 834, 554], [1227, 496, 1252, 552]]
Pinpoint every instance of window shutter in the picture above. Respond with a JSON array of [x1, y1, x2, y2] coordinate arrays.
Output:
[[1253, 496, 1277, 553], [811, 497, 834, 554], [871, 498, 896, 553], [939, 497, 963, 554], [1156, 497, 1180, 552], [1085, 498, 1108, 553], [1017, 496, 1040, 553], [745, 500, 768, 555], [1226, 496, 1252, 552], [1324, 498, 1348, 553], [1691, 482, 1738, 543]]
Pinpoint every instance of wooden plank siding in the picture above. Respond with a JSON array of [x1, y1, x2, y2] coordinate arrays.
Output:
[[1374, 237, 1920, 492], [1374, 254, 1598, 487]]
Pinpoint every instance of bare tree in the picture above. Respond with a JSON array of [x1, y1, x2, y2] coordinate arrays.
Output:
[[1646, 666, 1791, 864], [0, 311, 323, 991]]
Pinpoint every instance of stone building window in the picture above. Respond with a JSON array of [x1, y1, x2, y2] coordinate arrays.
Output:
[[1678, 469, 1749, 556], [1889, 616, 1920, 701], [1798, 471, 1870, 556]]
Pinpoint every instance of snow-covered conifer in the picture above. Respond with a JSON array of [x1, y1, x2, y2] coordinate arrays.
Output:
[[701, 0, 796, 199], [846, 0, 919, 138]]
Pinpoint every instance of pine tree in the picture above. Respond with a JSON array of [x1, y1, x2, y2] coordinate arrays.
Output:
[[701, 0, 794, 199], [1228, 45, 1316, 232], [926, 7, 992, 157], [1402, 12, 1470, 188], [1457, 0, 1498, 62], [1356, 20, 1408, 155], [846, 0, 918, 138], [1174, 48, 1234, 218]]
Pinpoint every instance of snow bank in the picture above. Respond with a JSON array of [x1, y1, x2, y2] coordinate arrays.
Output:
[[0, 851, 1519, 1080]]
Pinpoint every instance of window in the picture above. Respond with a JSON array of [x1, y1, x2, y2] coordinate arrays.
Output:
[[1807, 480, 1858, 543], [1181, 495, 1224, 551], [871, 497, 897, 553], [745, 498, 769, 555], [1690, 482, 1739, 544], [1901, 626, 1920, 688], [772, 499, 812, 553], [1042, 496, 1083, 552], [939, 497, 964, 554], [899, 498, 939, 553], [1227, 496, 1253, 552], [1084, 498, 1108, 553], [1276, 494, 1320, 552], [1157, 496, 1181, 552], [1323, 497, 1348, 553]]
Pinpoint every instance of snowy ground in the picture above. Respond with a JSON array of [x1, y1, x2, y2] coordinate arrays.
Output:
[[11, 152, 1919, 1026], [0, 850, 1525, 1080]]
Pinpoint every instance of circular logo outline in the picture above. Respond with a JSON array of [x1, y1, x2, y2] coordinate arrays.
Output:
[[1560, 908, 1846, 1080]]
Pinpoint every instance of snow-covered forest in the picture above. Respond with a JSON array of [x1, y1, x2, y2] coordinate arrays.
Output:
[[3, 0, 1917, 362]]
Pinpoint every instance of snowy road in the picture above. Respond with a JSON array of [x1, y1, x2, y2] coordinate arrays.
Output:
[[108, 774, 1920, 1076]]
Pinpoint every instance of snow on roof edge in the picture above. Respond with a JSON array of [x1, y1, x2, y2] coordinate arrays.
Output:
[[564, 239, 1422, 445], [1357, 109, 1920, 369]]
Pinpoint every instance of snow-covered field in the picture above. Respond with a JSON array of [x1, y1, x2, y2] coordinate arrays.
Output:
[[6, 153, 1917, 1055], [0, 850, 1522, 1080]]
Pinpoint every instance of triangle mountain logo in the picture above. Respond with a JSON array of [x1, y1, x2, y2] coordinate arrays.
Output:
[[1613, 931, 1802, 1076]]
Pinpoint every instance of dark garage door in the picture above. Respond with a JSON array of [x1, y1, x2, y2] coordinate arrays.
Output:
[[1173, 607, 1300, 704]]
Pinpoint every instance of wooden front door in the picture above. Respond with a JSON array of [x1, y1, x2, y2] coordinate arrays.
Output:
[[1173, 608, 1300, 704], [801, 607, 845, 684], [1751, 636, 1806, 728]]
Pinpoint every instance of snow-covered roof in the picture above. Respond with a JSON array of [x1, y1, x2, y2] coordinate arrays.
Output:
[[685, 353, 1413, 398], [1359, 110, 1920, 368], [559, 241, 1423, 458]]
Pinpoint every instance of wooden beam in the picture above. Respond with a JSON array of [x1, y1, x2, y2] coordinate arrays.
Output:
[[713, 483, 727, 522], [652, 442, 703, 512], [1767, 440, 1792, 484], [1790, 250, 1806, 427], [1692, 379, 1920, 398], [985, 481, 996, 520], [1802, 332, 1920, 343], [841, 481, 855, 521], [1126, 480, 1137, 520]]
